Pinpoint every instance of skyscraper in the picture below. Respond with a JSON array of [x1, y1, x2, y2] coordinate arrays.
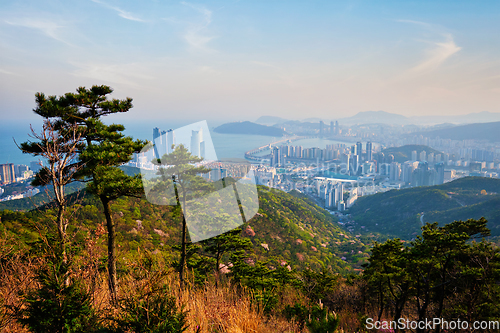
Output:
[[356, 142, 363, 158], [166, 129, 175, 153], [0, 163, 15, 184], [435, 162, 445, 185], [411, 150, 417, 161], [153, 127, 162, 159], [330, 121, 334, 135], [319, 121, 324, 138], [271, 146, 280, 167], [161, 130, 167, 156], [366, 141, 373, 161], [419, 150, 427, 162], [191, 128, 203, 158]]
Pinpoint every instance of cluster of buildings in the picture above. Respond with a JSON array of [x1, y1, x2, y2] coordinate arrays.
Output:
[[269, 141, 373, 173], [201, 162, 252, 182], [0, 187, 40, 202], [130, 126, 206, 169], [0, 163, 36, 186], [0, 162, 40, 202], [152, 127, 175, 159]]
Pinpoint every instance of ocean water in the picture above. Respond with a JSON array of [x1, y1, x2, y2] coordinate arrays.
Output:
[[0, 119, 370, 166], [0, 120, 278, 166]]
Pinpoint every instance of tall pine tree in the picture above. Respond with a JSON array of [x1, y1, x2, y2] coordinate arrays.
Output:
[[30, 85, 146, 301]]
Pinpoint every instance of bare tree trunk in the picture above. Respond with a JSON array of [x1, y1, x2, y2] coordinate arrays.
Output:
[[102, 197, 117, 303], [56, 205, 66, 250]]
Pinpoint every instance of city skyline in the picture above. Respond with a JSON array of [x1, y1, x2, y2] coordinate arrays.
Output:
[[0, 1, 500, 123]]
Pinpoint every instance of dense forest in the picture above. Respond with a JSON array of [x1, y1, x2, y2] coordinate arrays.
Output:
[[1, 86, 499, 332]]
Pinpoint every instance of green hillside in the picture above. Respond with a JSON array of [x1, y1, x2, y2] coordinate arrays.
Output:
[[348, 177, 500, 239], [0, 185, 367, 273], [251, 187, 368, 271], [419, 121, 500, 142], [380, 144, 442, 163]]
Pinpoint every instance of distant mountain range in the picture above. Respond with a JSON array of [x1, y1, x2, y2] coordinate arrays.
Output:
[[416, 121, 500, 142], [255, 116, 289, 125], [338, 111, 409, 125], [255, 111, 500, 126], [214, 121, 287, 136]]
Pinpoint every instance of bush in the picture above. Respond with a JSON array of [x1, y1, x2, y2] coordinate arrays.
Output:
[[116, 284, 188, 333], [17, 253, 100, 333]]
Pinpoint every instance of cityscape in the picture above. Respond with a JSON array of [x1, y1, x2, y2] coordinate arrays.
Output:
[[2, 0, 500, 331], [3, 116, 500, 212]]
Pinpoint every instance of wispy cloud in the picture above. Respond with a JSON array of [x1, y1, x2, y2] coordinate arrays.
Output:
[[4, 18, 73, 46], [180, 2, 215, 51], [409, 34, 461, 74], [91, 0, 145, 22], [397, 20, 462, 75]]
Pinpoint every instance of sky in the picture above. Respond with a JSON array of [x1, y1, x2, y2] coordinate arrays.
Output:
[[1, 0, 500, 123]]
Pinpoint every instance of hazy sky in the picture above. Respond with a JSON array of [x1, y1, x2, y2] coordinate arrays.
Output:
[[1, 0, 499, 122]]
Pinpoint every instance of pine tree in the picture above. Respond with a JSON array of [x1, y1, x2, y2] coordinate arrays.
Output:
[[153, 144, 211, 289], [29, 85, 146, 301]]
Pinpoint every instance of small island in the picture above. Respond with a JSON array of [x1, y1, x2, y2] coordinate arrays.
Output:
[[214, 121, 287, 136]]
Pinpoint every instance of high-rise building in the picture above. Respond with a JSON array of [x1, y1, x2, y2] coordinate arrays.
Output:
[[330, 121, 334, 135], [356, 142, 363, 158], [166, 129, 175, 153], [419, 150, 427, 162], [435, 162, 445, 185], [160, 130, 167, 157], [366, 142, 373, 161], [15, 165, 29, 178], [335, 121, 339, 135], [0, 163, 15, 184], [319, 121, 324, 138], [411, 150, 417, 161], [389, 162, 401, 181], [427, 152, 434, 164], [191, 128, 203, 158], [295, 146, 302, 158], [153, 127, 162, 159], [351, 154, 359, 175], [271, 147, 281, 167], [340, 153, 350, 174]]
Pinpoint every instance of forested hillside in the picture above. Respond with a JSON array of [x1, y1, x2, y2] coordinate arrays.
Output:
[[349, 177, 500, 239]]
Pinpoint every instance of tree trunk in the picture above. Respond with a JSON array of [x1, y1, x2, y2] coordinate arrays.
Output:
[[56, 205, 66, 252], [179, 213, 187, 289], [215, 244, 220, 288], [102, 197, 118, 303]]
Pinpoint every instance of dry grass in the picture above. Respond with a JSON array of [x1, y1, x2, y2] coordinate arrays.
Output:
[[178, 283, 303, 333], [0, 228, 364, 333]]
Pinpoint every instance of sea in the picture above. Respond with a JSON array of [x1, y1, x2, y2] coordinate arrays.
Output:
[[0, 119, 373, 167]]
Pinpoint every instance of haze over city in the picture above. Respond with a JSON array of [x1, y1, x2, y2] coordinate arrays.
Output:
[[1, 0, 500, 122]]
